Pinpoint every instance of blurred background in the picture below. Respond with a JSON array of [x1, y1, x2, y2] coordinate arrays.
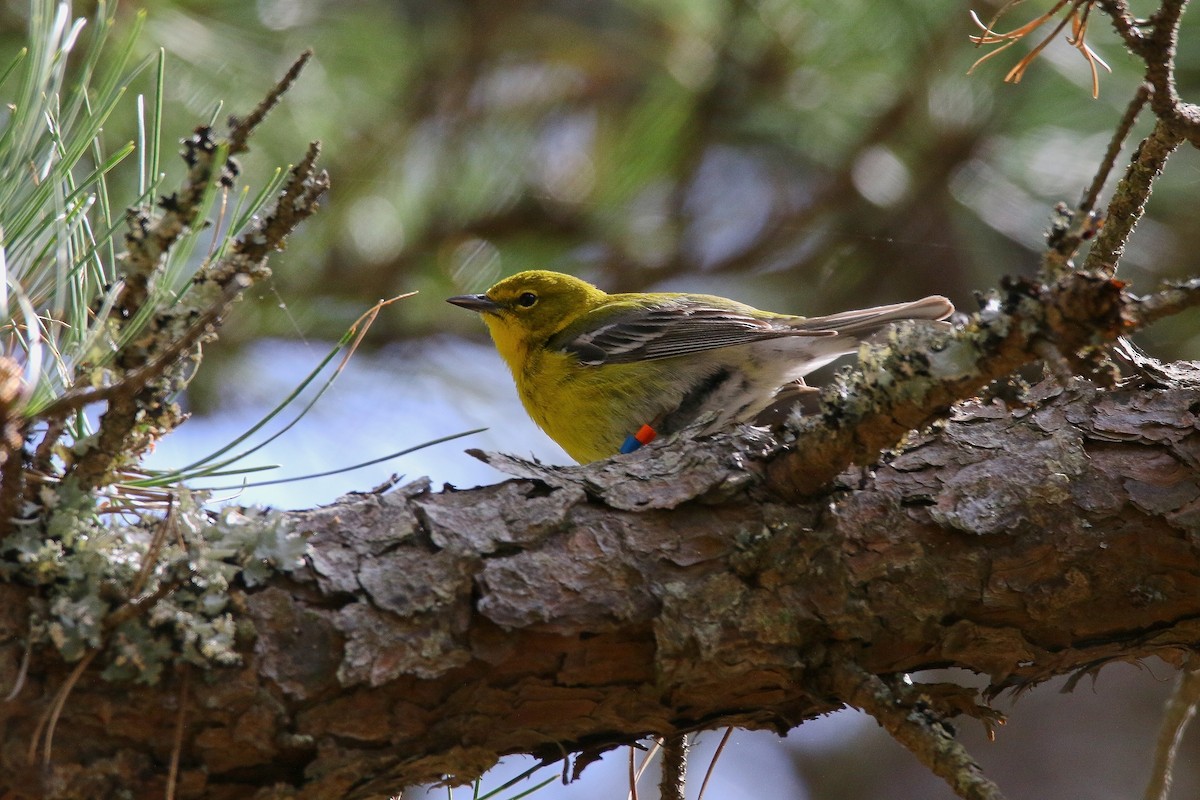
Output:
[[5, 0, 1200, 797]]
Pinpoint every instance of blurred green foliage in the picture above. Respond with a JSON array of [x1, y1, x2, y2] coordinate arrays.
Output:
[[3, 0, 1197, 368]]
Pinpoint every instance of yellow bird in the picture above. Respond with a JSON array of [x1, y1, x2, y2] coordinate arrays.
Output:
[[449, 270, 953, 463]]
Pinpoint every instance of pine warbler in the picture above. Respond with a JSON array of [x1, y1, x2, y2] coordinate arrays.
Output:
[[449, 270, 953, 463]]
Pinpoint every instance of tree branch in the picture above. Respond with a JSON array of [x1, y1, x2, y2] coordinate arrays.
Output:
[[1098, 0, 1200, 145], [1143, 660, 1200, 800], [62, 56, 324, 494], [828, 664, 1007, 800], [1083, 118, 1184, 276], [765, 270, 1141, 497], [4, 368, 1200, 798]]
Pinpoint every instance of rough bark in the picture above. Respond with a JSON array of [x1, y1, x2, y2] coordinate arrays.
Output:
[[3, 368, 1200, 799]]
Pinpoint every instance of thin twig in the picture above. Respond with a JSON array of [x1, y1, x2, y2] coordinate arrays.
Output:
[[1143, 662, 1200, 800], [2, 638, 33, 702], [657, 734, 688, 800], [38, 277, 248, 420], [1039, 76, 1147, 277], [696, 727, 733, 800], [228, 50, 313, 155], [29, 415, 65, 477], [165, 669, 191, 800], [831, 663, 1007, 800], [64, 51, 323, 494], [1099, 0, 1199, 144], [130, 500, 173, 599], [106, 577, 188, 631], [1082, 118, 1184, 276], [1142, 0, 1188, 122], [1081, 84, 1151, 215], [224, 140, 327, 268], [627, 739, 660, 800], [29, 650, 97, 766], [628, 747, 638, 800], [1128, 278, 1200, 329], [1096, 0, 1147, 52], [45, 134, 326, 426]]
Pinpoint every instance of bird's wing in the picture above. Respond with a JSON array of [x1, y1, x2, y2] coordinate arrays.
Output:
[[553, 299, 834, 366]]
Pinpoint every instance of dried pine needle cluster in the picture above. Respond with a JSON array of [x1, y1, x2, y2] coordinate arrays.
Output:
[[969, 1, 1112, 98]]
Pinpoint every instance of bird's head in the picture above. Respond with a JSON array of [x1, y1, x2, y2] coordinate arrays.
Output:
[[448, 270, 606, 365]]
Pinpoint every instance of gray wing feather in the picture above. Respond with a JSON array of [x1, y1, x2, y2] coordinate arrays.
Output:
[[561, 303, 833, 366], [557, 295, 953, 366]]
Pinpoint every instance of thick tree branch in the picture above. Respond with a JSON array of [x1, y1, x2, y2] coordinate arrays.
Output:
[[4, 368, 1200, 798]]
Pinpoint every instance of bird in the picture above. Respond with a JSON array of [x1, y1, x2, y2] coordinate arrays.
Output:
[[448, 270, 953, 463]]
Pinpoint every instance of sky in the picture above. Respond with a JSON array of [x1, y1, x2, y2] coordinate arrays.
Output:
[[145, 336, 572, 509]]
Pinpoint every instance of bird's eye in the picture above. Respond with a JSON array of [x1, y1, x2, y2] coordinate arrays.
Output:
[[516, 292, 538, 308]]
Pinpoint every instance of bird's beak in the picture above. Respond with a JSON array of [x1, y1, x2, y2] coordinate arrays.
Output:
[[447, 294, 501, 314]]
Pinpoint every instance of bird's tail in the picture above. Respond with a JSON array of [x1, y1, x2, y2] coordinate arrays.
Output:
[[795, 295, 954, 337]]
